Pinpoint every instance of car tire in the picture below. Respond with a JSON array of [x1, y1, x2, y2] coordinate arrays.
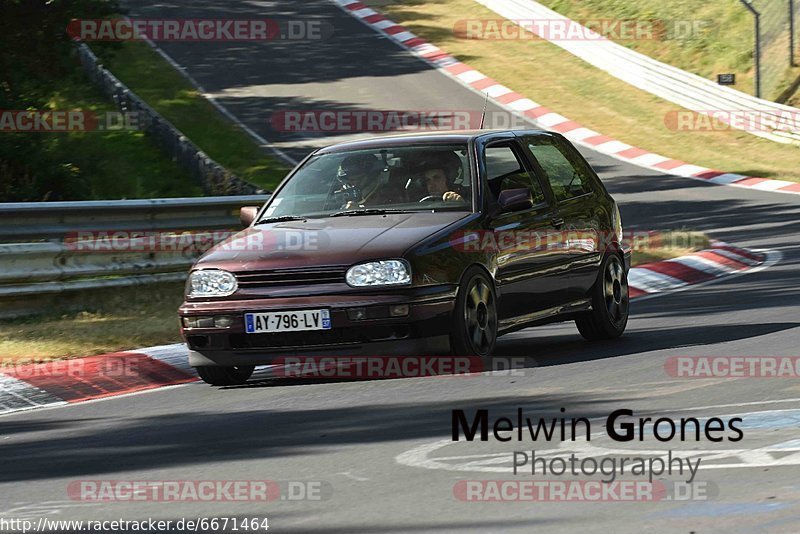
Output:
[[195, 365, 255, 386], [576, 253, 629, 340], [450, 267, 498, 366]]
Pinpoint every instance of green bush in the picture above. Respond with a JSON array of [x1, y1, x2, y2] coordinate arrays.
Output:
[[0, 0, 202, 201]]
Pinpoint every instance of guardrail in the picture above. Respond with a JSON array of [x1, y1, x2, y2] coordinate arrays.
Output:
[[477, 0, 800, 145], [0, 195, 268, 242], [0, 195, 268, 317]]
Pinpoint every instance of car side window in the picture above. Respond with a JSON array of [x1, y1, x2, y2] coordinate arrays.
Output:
[[526, 138, 593, 202], [484, 144, 545, 205]]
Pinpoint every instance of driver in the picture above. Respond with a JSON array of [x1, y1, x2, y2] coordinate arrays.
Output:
[[417, 151, 465, 203], [337, 153, 387, 208]]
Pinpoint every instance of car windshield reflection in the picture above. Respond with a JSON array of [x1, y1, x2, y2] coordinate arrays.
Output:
[[262, 144, 472, 218]]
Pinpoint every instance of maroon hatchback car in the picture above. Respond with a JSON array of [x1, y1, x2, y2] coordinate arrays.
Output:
[[179, 130, 630, 385]]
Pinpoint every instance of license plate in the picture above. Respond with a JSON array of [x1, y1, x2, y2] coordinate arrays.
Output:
[[244, 309, 331, 334]]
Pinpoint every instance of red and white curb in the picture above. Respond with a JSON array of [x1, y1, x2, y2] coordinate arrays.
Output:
[[332, 0, 800, 197], [627, 240, 770, 299], [0, 243, 773, 416], [0, 346, 197, 415]]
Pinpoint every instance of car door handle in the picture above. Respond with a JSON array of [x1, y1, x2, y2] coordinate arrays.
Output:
[[551, 217, 565, 228]]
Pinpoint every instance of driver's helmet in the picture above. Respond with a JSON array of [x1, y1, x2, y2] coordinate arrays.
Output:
[[337, 153, 384, 184]]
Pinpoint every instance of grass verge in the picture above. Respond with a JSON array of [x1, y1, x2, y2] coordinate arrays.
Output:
[[92, 41, 289, 191], [1, 68, 204, 201], [362, 0, 800, 183], [0, 283, 185, 363], [630, 230, 710, 266]]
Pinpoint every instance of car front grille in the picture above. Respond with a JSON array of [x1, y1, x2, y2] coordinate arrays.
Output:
[[234, 266, 347, 289]]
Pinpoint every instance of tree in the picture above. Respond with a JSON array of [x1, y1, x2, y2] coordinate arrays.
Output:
[[0, 0, 119, 200]]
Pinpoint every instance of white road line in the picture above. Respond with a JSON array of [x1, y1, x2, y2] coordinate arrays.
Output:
[[564, 127, 600, 141], [629, 153, 671, 166], [534, 112, 569, 128], [137, 32, 297, 166], [456, 70, 486, 84], [0, 375, 66, 414], [708, 247, 761, 266], [627, 268, 685, 292], [372, 20, 397, 30], [507, 98, 538, 112], [351, 8, 377, 18], [485, 84, 513, 98], [668, 255, 736, 275], [392, 31, 416, 43], [135, 343, 195, 374], [750, 179, 796, 191], [594, 140, 633, 154]]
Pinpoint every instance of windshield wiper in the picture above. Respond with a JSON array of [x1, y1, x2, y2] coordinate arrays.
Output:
[[329, 208, 413, 217], [254, 215, 308, 224]]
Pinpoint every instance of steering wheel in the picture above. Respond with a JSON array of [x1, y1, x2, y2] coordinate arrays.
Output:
[[419, 195, 441, 203]]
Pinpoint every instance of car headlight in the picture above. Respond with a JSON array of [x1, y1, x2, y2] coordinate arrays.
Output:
[[346, 260, 411, 287], [188, 269, 238, 297]]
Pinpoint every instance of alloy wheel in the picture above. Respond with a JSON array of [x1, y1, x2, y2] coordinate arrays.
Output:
[[463, 277, 497, 355], [603, 256, 629, 327]]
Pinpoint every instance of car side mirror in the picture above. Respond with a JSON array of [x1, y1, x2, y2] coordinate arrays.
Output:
[[239, 206, 259, 227], [496, 188, 533, 214]]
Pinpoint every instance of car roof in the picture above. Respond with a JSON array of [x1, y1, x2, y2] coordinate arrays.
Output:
[[315, 129, 553, 154]]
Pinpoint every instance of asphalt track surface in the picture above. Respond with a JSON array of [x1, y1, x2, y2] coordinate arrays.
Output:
[[2, 1, 800, 532]]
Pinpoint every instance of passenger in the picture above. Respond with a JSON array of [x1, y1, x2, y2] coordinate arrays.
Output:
[[337, 153, 389, 208]]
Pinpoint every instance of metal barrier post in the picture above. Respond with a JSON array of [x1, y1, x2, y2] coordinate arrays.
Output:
[[791, 0, 796, 66], [738, 0, 762, 98]]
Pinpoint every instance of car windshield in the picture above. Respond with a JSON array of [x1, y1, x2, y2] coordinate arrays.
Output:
[[260, 144, 472, 220]]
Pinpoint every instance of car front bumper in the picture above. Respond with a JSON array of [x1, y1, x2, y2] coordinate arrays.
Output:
[[179, 285, 457, 367]]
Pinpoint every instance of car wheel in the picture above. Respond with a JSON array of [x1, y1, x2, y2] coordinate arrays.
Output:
[[195, 365, 255, 386], [576, 253, 629, 340], [451, 267, 498, 364]]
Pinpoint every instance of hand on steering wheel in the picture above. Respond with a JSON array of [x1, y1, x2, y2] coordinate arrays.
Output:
[[419, 191, 464, 203]]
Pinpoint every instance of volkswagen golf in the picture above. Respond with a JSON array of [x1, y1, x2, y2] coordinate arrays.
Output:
[[179, 129, 631, 385]]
